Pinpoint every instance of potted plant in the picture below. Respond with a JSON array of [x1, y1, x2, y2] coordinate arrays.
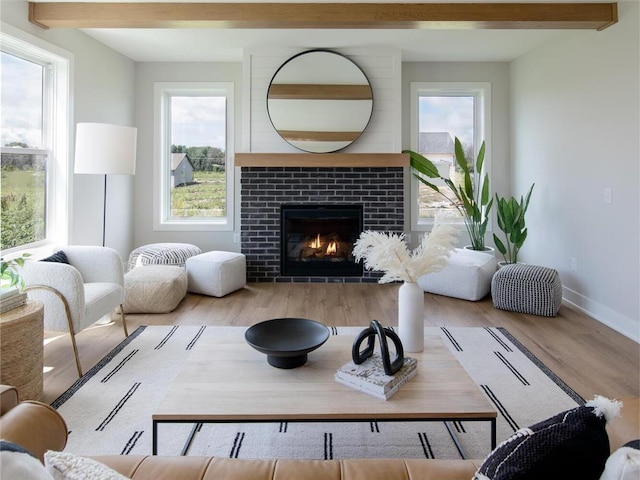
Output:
[[1, 253, 31, 291], [0, 253, 31, 313], [493, 184, 534, 266], [405, 137, 493, 251], [352, 216, 458, 353]]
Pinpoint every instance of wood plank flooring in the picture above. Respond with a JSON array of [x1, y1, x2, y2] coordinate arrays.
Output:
[[41, 283, 639, 404]]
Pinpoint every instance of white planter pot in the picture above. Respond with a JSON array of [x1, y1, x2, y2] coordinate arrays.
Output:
[[397, 281, 425, 353], [463, 245, 495, 256]]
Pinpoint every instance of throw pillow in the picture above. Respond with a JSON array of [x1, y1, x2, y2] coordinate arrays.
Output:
[[41, 251, 69, 264], [44, 451, 130, 480], [474, 395, 621, 480], [0, 440, 54, 480], [599, 440, 640, 480]]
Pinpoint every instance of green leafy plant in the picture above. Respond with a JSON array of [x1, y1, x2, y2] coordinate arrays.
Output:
[[0, 253, 31, 291], [405, 137, 493, 251], [493, 184, 534, 264]]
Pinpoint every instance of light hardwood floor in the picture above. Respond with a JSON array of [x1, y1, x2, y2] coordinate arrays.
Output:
[[41, 283, 639, 404]]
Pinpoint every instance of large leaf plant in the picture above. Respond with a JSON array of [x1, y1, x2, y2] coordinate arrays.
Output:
[[405, 137, 493, 251], [493, 184, 534, 264]]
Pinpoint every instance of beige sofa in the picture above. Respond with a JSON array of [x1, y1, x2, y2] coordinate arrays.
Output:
[[1, 385, 637, 480]]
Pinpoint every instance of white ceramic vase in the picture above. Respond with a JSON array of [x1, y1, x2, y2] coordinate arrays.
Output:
[[397, 281, 425, 353]]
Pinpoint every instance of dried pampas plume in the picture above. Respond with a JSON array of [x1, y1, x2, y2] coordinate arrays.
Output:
[[352, 216, 458, 284]]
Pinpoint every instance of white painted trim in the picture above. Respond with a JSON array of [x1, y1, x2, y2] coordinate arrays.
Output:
[[152, 81, 234, 232], [409, 82, 492, 232], [1, 22, 73, 250], [563, 287, 640, 343]]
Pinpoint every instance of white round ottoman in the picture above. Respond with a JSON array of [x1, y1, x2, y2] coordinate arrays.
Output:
[[186, 251, 246, 297], [123, 265, 188, 313], [127, 243, 202, 271]]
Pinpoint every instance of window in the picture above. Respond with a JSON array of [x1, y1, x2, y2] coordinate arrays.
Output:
[[0, 25, 71, 252], [154, 82, 234, 231], [410, 82, 491, 230]]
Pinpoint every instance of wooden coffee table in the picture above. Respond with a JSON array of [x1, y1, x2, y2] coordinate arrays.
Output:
[[152, 333, 497, 455]]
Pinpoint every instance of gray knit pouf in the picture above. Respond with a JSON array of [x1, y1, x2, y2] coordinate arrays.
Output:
[[491, 264, 563, 316]]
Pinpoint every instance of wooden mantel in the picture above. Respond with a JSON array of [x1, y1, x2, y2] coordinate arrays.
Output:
[[29, 3, 618, 31], [235, 153, 408, 168]]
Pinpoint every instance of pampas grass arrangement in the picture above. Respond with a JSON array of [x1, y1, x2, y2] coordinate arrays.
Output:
[[353, 216, 458, 284]]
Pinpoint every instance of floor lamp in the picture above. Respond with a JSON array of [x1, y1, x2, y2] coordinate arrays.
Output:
[[74, 123, 137, 247]]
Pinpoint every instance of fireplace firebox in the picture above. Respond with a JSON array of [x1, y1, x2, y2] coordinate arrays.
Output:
[[280, 205, 363, 277]]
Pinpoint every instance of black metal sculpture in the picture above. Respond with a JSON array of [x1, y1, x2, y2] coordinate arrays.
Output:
[[352, 320, 404, 375]]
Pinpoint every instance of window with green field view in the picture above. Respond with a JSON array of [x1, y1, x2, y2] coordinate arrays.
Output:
[[155, 83, 234, 230], [1, 51, 48, 250]]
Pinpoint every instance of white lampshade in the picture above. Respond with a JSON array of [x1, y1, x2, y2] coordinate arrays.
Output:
[[74, 123, 137, 175]]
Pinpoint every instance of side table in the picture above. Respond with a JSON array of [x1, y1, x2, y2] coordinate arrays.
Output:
[[0, 299, 44, 401]]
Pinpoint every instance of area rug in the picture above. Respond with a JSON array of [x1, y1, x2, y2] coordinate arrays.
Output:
[[52, 325, 583, 460]]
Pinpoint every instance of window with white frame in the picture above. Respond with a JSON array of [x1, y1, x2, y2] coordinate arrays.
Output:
[[0, 26, 71, 252], [154, 82, 234, 231], [410, 82, 491, 231]]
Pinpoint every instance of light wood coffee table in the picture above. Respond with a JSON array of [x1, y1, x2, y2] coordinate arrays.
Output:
[[152, 333, 497, 455]]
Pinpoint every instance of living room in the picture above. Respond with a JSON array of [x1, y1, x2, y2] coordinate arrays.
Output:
[[0, 0, 639, 476]]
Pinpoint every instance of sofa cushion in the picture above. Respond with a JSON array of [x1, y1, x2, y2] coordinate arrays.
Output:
[[473, 396, 620, 480], [45, 450, 130, 480], [0, 440, 53, 479], [599, 440, 640, 480], [41, 251, 69, 264]]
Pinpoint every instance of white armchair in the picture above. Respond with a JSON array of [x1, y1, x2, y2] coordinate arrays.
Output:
[[21, 246, 128, 377]]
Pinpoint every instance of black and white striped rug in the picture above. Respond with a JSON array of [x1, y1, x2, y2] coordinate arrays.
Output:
[[52, 326, 583, 460]]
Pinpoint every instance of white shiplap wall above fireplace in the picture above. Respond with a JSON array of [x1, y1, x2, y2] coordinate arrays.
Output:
[[242, 47, 402, 154]]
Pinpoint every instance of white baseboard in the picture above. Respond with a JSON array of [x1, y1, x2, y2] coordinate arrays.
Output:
[[562, 287, 639, 343]]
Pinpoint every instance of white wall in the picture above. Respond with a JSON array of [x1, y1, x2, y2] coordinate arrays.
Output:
[[510, 2, 640, 341], [1, 1, 136, 262], [134, 62, 243, 253], [401, 62, 511, 239], [246, 48, 402, 153]]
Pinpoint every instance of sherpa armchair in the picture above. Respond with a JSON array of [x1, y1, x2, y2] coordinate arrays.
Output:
[[21, 246, 128, 377]]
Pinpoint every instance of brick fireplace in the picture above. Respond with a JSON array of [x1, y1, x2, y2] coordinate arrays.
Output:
[[240, 166, 404, 282]]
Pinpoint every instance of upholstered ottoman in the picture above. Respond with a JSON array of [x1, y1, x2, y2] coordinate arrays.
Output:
[[127, 243, 202, 271], [491, 263, 563, 316], [417, 248, 497, 301], [123, 265, 188, 313], [186, 251, 246, 297]]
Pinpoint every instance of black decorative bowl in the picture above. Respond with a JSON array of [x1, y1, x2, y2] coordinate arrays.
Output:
[[245, 318, 330, 369]]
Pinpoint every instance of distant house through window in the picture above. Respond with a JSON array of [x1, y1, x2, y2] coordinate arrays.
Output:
[[410, 82, 491, 230], [154, 82, 234, 231]]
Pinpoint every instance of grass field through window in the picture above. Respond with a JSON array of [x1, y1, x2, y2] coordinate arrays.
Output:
[[170, 170, 226, 218]]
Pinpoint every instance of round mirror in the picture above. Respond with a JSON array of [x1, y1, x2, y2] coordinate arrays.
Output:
[[267, 50, 374, 154]]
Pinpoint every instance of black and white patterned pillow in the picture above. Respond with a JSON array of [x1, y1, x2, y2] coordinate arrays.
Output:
[[474, 396, 621, 480]]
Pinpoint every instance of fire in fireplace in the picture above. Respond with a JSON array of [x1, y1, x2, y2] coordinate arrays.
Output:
[[280, 205, 364, 277]]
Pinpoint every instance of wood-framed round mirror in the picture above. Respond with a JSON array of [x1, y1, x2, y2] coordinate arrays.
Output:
[[267, 50, 374, 154]]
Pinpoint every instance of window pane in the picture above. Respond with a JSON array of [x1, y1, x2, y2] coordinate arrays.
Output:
[[417, 95, 474, 220], [169, 95, 226, 219], [1, 52, 44, 148], [0, 152, 47, 249]]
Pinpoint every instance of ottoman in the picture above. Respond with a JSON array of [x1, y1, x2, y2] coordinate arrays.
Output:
[[186, 251, 246, 297], [491, 263, 563, 316], [123, 265, 188, 313], [127, 243, 202, 271], [417, 248, 497, 301]]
